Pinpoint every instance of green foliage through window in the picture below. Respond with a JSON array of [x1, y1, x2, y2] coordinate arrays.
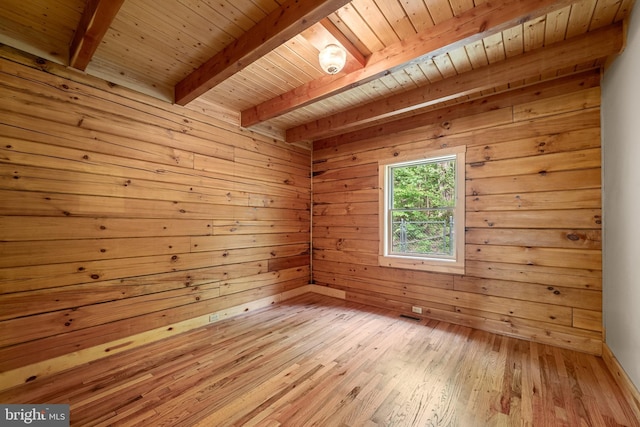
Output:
[[388, 157, 456, 257]]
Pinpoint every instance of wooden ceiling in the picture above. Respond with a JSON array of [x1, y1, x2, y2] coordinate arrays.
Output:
[[0, 0, 634, 144]]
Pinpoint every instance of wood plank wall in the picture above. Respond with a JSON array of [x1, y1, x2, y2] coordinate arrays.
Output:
[[0, 49, 311, 387], [312, 70, 603, 355]]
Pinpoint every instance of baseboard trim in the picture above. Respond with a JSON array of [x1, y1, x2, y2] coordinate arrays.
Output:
[[307, 283, 346, 299], [602, 343, 640, 421]]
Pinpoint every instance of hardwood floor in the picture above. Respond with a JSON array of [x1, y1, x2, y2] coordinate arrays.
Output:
[[2, 293, 638, 426]]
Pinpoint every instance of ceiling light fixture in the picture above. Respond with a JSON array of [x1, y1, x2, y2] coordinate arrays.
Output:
[[318, 44, 347, 75]]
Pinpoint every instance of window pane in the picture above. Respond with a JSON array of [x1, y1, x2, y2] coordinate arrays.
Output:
[[389, 157, 457, 258], [390, 209, 455, 256], [391, 159, 456, 210]]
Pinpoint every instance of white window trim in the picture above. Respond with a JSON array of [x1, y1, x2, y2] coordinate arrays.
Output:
[[378, 145, 466, 274]]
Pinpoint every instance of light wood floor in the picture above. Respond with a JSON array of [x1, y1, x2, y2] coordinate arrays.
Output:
[[2, 293, 638, 426]]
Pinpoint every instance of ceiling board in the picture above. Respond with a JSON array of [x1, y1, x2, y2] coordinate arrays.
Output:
[[0, 0, 634, 144]]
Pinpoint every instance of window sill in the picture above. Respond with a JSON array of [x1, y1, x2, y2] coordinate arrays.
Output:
[[378, 255, 465, 275]]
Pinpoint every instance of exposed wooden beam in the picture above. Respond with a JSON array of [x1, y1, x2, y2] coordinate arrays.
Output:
[[69, 0, 125, 71], [241, 0, 576, 127], [314, 70, 602, 148], [286, 23, 624, 143], [174, 0, 352, 106]]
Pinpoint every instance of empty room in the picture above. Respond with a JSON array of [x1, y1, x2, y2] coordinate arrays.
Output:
[[1, 0, 639, 425]]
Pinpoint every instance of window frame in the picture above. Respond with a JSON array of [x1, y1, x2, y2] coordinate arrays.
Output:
[[378, 145, 466, 274]]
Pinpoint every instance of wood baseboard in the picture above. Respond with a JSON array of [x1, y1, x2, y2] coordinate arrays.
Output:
[[602, 343, 640, 421], [308, 283, 346, 299]]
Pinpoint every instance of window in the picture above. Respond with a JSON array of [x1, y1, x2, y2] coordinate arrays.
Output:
[[378, 145, 465, 274]]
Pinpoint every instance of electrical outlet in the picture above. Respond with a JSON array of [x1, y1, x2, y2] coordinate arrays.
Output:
[[411, 306, 422, 314], [209, 313, 219, 323]]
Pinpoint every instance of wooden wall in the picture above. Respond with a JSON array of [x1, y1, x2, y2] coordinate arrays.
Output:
[[0, 49, 311, 389], [0, 44, 605, 391], [312, 70, 603, 355]]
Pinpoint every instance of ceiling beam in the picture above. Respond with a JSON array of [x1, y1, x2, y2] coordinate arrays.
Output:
[[174, 0, 352, 106], [313, 70, 602, 148], [286, 23, 624, 143], [241, 0, 576, 127], [69, 0, 125, 71]]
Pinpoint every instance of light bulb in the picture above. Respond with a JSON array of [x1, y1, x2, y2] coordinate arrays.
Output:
[[318, 44, 347, 75]]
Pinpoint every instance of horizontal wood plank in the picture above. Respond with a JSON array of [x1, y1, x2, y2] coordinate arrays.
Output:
[[0, 244, 310, 293], [464, 260, 601, 290], [467, 169, 601, 196], [466, 244, 602, 270], [465, 127, 601, 163], [0, 216, 212, 241], [0, 261, 267, 320], [466, 209, 602, 229], [453, 276, 601, 311], [467, 189, 601, 211], [465, 228, 601, 249]]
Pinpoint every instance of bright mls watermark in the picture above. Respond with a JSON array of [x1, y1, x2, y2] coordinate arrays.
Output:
[[1, 405, 69, 426]]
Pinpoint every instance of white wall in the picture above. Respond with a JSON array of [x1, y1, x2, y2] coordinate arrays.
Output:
[[602, 9, 640, 390]]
